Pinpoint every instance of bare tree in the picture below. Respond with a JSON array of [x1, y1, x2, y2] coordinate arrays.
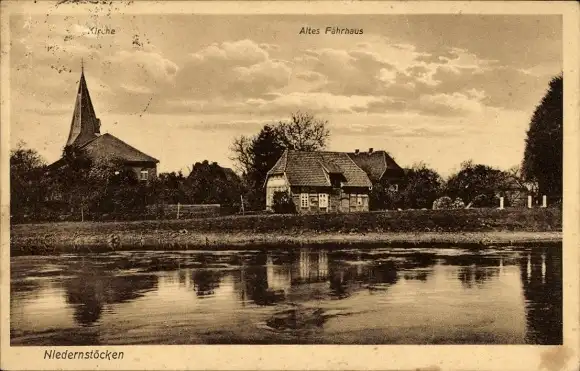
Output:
[[276, 111, 330, 151], [229, 134, 254, 176]]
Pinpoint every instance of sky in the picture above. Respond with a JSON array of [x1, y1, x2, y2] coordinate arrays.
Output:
[[10, 13, 562, 177]]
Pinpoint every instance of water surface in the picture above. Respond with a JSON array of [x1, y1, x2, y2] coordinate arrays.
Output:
[[10, 245, 562, 345]]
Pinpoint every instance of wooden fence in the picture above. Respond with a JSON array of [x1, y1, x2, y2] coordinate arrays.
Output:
[[146, 203, 222, 219]]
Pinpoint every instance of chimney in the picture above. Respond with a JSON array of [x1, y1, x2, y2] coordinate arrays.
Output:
[[354, 149, 360, 155], [368, 148, 374, 154]]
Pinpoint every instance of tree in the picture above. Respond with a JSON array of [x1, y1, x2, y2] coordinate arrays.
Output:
[[445, 160, 506, 207], [522, 75, 563, 197], [369, 181, 404, 210], [10, 141, 47, 216], [272, 191, 296, 214], [185, 160, 243, 205], [400, 163, 443, 209], [155, 171, 189, 204], [275, 111, 330, 151], [230, 111, 330, 210], [50, 147, 152, 219]]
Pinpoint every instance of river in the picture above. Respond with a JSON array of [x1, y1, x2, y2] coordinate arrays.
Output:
[[10, 245, 562, 345]]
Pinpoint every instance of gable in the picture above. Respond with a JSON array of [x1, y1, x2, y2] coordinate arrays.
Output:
[[347, 150, 403, 182]]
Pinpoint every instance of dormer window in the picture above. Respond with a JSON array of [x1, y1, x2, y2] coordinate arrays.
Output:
[[330, 174, 342, 188], [140, 170, 149, 181]]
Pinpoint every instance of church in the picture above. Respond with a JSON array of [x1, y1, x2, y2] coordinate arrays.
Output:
[[49, 65, 159, 181]]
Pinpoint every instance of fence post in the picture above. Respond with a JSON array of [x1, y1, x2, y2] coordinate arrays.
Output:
[[527, 195, 532, 209], [499, 197, 504, 210], [542, 195, 547, 208], [177, 202, 180, 220], [240, 195, 245, 215]]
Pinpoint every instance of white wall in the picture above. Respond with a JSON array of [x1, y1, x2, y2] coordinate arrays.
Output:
[[265, 175, 289, 209]]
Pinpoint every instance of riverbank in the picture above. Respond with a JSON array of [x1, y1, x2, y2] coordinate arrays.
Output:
[[11, 208, 562, 255], [11, 232, 563, 255]]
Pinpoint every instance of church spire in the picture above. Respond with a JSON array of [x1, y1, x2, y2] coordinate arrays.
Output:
[[65, 63, 101, 148]]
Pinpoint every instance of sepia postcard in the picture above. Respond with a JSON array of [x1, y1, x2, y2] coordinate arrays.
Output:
[[1, 1, 579, 370]]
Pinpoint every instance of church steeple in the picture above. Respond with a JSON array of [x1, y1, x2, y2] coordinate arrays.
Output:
[[65, 62, 101, 148]]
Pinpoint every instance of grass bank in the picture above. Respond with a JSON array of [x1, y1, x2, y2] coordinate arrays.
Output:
[[11, 208, 562, 255]]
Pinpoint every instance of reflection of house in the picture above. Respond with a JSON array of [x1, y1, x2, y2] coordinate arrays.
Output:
[[265, 150, 373, 213], [346, 148, 405, 190], [49, 66, 159, 182], [295, 249, 329, 283]]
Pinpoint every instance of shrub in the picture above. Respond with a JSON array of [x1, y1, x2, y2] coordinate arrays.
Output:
[[433, 196, 465, 210], [272, 191, 296, 214], [469, 194, 495, 208], [432, 196, 453, 210], [451, 198, 466, 209]]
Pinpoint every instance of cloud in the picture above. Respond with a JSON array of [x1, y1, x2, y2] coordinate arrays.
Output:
[[192, 39, 269, 65], [104, 48, 178, 87], [174, 39, 291, 100], [297, 46, 397, 96], [418, 92, 485, 117]]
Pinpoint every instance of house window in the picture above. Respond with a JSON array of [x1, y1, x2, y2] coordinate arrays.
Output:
[[357, 194, 363, 206], [300, 193, 309, 208], [318, 193, 329, 209], [140, 170, 149, 181]]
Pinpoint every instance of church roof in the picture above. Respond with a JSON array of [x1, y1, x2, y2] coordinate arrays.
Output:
[[80, 133, 159, 163], [53, 66, 159, 167], [66, 69, 101, 148]]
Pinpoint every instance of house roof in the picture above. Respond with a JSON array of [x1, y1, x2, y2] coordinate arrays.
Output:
[[267, 150, 372, 188], [346, 150, 403, 182], [222, 167, 241, 183], [80, 133, 159, 163]]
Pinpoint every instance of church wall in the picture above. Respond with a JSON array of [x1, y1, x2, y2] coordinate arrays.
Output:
[[128, 163, 157, 183]]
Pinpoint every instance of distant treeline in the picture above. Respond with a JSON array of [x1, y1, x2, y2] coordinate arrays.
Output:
[[10, 75, 562, 223]]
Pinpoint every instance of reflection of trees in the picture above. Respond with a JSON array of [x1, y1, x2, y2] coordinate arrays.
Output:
[[397, 252, 437, 270], [457, 266, 499, 288], [191, 270, 223, 297], [329, 261, 399, 299], [401, 271, 429, 281], [64, 271, 157, 327], [239, 265, 285, 306], [441, 254, 501, 267], [11, 279, 42, 297], [438, 253, 502, 288], [519, 248, 562, 344], [396, 252, 437, 282]]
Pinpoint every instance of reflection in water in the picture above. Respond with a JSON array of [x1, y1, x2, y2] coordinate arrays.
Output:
[[10, 245, 562, 345], [191, 270, 223, 297], [64, 269, 158, 327], [519, 249, 562, 345]]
